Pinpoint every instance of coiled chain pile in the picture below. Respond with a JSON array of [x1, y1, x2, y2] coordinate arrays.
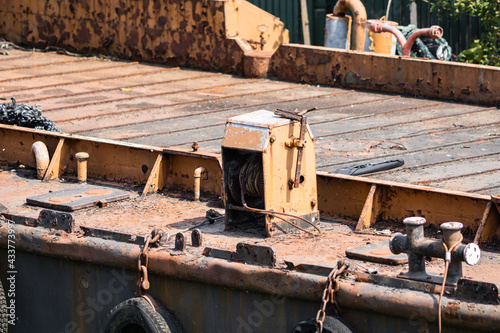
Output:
[[0, 97, 60, 132]]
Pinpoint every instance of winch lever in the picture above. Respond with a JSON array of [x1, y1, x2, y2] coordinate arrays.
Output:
[[274, 108, 315, 188]]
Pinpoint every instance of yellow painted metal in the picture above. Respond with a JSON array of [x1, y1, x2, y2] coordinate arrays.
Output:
[[355, 183, 378, 231], [367, 20, 397, 55], [224, 0, 289, 51], [333, 0, 367, 51], [263, 119, 318, 234], [74, 152, 90, 183], [1, 0, 498, 106], [43, 138, 69, 182], [142, 153, 168, 196], [271, 44, 500, 106], [1, 124, 498, 240], [222, 110, 318, 235], [317, 172, 500, 241], [474, 198, 500, 244], [0, 124, 222, 195], [0, 0, 288, 74]]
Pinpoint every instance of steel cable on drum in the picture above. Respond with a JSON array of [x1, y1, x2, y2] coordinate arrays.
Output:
[[238, 159, 321, 236], [239, 157, 264, 198]]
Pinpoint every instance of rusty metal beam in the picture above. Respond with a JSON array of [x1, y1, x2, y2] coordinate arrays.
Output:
[[270, 44, 500, 106], [0, 124, 222, 194], [1, 223, 499, 331], [2, 124, 498, 239], [0, 0, 288, 75], [1, 0, 498, 107], [317, 171, 500, 241]]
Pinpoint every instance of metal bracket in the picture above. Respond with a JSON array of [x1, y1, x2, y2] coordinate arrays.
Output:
[[38, 209, 74, 233], [355, 183, 379, 232], [191, 229, 203, 247], [455, 279, 499, 305], [80, 226, 146, 245], [203, 243, 276, 267], [474, 195, 500, 244], [175, 233, 186, 251], [142, 153, 168, 196], [274, 108, 315, 188], [3, 210, 74, 232], [1, 212, 38, 227], [235, 243, 276, 267]]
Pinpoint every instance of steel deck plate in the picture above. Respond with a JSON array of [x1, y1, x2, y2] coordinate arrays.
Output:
[[26, 185, 130, 211], [346, 240, 408, 265]]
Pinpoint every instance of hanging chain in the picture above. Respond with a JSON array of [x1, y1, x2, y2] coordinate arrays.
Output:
[[137, 229, 162, 294], [315, 261, 348, 333]]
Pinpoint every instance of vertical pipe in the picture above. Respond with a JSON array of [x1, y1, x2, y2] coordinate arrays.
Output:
[[75, 152, 89, 183], [333, 0, 367, 51], [194, 167, 207, 201], [403, 216, 426, 274], [30, 141, 50, 179]]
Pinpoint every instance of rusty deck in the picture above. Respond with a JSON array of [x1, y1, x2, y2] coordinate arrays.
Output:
[[1, 155, 499, 287], [1, 48, 499, 195], [1, 1, 500, 331], [1, 49, 500, 333]]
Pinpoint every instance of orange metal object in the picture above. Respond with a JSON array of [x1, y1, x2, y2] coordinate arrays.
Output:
[[333, 0, 367, 51]]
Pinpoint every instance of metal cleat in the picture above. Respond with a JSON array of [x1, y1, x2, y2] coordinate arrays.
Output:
[[390, 217, 480, 284]]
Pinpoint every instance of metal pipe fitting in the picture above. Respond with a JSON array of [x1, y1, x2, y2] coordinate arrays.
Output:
[[30, 141, 50, 179], [194, 167, 207, 201], [75, 152, 89, 183], [368, 21, 407, 52], [333, 0, 367, 51], [402, 26, 443, 56], [441, 222, 463, 250], [390, 217, 480, 284]]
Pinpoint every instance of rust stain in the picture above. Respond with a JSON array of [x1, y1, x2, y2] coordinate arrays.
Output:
[[270, 45, 500, 106], [47, 196, 75, 204], [83, 189, 113, 196], [0, 0, 291, 79]]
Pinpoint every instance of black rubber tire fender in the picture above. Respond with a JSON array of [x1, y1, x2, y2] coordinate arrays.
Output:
[[291, 316, 355, 333], [103, 296, 182, 333]]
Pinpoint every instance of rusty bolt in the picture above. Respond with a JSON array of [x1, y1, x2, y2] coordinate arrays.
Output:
[[269, 135, 276, 143], [311, 198, 317, 207], [192, 141, 199, 152]]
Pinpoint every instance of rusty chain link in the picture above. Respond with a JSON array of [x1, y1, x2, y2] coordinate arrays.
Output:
[[315, 261, 348, 333], [137, 229, 162, 294]]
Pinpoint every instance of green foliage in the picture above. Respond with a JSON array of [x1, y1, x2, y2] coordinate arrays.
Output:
[[429, 0, 500, 66]]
